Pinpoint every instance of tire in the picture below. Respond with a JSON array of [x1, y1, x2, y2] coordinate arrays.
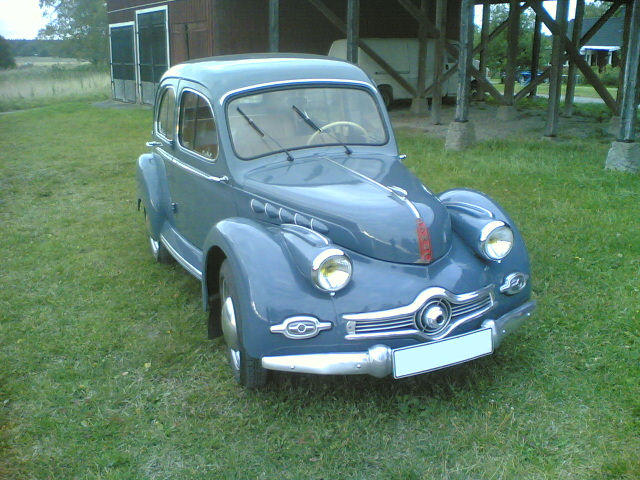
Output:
[[207, 293, 222, 339], [219, 260, 267, 388], [144, 207, 173, 264], [379, 85, 393, 109]]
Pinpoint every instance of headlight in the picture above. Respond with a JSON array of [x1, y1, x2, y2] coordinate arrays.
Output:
[[312, 249, 352, 292], [479, 221, 513, 261]]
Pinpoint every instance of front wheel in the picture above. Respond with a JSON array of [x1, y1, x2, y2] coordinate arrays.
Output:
[[219, 261, 267, 388]]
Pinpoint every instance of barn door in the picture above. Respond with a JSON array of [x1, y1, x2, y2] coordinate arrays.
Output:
[[136, 7, 170, 104], [109, 23, 136, 103]]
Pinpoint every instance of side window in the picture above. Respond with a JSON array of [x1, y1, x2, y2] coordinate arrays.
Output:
[[179, 90, 218, 159], [156, 88, 175, 141]]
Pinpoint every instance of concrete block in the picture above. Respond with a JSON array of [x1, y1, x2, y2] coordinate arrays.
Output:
[[445, 120, 476, 151], [605, 141, 639, 173], [497, 105, 518, 121]]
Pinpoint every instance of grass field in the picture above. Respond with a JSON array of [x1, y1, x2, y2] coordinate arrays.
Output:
[[1, 101, 638, 479], [0, 59, 110, 112], [490, 81, 618, 101]]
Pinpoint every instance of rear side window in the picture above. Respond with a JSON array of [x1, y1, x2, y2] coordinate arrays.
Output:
[[156, 88, 175, 140], [179, 90, 218, 159]]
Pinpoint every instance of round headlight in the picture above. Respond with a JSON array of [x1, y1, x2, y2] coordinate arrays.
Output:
[[480, 221, 514, 261], [312, 249, 352, 292]]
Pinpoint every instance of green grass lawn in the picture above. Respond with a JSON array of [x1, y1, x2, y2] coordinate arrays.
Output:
[[1, 101, 638, 479], [490, 81, 618, 100]]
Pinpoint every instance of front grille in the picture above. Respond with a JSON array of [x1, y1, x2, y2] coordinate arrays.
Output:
[[345, 286, 494, 339]]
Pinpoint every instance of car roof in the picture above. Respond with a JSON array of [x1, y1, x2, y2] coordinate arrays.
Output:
[[161, 53, 374, 100]]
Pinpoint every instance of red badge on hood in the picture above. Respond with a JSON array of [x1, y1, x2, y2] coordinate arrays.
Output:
[[416, 219, 433, 263]]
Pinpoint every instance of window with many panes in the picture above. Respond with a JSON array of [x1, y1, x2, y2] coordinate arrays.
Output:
[[179, 90, 218, 159], [156, 88, 175, 140]]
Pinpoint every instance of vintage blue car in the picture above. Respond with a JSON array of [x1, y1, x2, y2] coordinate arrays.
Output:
[[137, 54, 535, 388]]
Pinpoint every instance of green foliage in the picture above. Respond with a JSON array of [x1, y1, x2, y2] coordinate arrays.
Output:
[[0, 101, 638, 479], [7, 38, 75, 58], [0, 35, 16, 69], [38, 0, 108, 64], [597, 65, 621, 87], [475, 5, 553, 78]]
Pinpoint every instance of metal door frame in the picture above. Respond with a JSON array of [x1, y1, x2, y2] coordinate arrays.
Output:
[[108, 21, 137, 102], [135, 5, 171, 104]]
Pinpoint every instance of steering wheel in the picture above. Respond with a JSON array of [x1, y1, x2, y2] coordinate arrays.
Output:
[[307, 121, 368, 145]]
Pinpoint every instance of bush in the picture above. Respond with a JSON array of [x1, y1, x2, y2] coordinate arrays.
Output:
[[597, 65, 620, 87], [0, 35, 16, 70]]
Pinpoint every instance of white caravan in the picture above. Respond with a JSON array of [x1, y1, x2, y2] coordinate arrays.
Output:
[[328, 38, 465, 107]]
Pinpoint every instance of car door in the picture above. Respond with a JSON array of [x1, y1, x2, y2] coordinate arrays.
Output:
[[163, 83, 235, 249]]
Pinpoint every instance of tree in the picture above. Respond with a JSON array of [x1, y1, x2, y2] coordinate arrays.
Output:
[[0, 35, 16, 69], [37, 0, 108, 64]]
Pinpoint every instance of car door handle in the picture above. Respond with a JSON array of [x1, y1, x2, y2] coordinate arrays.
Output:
[[146, 141, 162, 147], [210, 175, 229, 184]]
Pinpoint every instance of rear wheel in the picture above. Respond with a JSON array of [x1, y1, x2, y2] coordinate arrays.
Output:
[[219, 260, 267, 388]]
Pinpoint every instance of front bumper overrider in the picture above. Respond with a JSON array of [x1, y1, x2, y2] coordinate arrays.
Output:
[[261, 301, 536, 377]]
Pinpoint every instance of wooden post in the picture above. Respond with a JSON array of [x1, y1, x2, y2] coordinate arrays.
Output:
[[478, 2, 491, 99], [411, 0, 428, 115], [504, 0, 519, 105], [564, 0, 584, 116], [616, 3, 632, 105], [544, 0, 569, 137], [455, 0, 474, 122], [445, 0, 476, 151], [529, 13, 541, 97], [431, 0, 446, 123], [346, 0, 359, 63], [617, 0, 640, 142], [268, 0, 279, 52]]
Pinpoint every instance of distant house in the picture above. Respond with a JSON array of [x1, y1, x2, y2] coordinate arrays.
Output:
[[569, 16, 624, 71]]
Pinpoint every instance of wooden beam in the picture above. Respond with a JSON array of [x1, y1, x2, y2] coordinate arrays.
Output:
[[346, 0, 359, 63], [616, 2, 633, 105], [455, 0, 475, 122], [545, 0, 569, 137], [504, 0, 519, 105], [564, 0, 584, 116], [529, 1, 619, 115], [431, 0, 446, 123], [268, 0, 279, 52], [618, 0, 640, 142], [529, 13, 542, 97], [416, 0, 428, 103], [515, 67, 550, 101], [308, 0, 417, 96], [478, 2, 491, 98]]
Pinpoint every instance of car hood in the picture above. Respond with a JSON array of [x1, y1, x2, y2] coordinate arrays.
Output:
[[242, 154, 452, 264]]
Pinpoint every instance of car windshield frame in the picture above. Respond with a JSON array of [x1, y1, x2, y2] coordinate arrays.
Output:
[[225, 83, 389, 160]]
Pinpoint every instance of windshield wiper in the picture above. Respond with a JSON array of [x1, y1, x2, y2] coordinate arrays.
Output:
[[292, 105, 352, 155], [236, 107, 294, 161]]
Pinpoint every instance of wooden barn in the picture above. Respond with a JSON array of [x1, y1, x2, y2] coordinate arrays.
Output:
[[106, 0, 462, 104]]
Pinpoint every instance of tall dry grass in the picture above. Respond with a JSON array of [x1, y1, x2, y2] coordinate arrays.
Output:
[[0, 60, 111, 112]]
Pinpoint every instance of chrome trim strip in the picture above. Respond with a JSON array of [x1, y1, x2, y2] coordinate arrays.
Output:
[[281, 224, 330, 246], [270, 316, 332, 339], [442, 201, 495, 218], [343, 285, 494, 322], [159, 234, 202, 280], [158, 149, 228, 183], [219, 78, 375, 105], [261, 302, 535, 378]]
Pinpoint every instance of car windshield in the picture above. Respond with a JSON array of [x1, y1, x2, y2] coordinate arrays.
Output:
[[227, 86, 387, 159]]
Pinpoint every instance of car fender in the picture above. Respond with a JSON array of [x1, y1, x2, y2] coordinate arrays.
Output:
[[201, 218, 337, 357], [136, 152, 171, 237]]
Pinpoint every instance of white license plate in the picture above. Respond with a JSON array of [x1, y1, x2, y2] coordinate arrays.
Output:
[[392, 328, 494, 378]]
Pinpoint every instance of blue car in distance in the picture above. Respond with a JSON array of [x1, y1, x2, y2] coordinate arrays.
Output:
[[137, 54, 535, 388]]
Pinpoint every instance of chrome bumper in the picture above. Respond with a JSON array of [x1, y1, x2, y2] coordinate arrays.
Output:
[[261, 300, 536, 377]]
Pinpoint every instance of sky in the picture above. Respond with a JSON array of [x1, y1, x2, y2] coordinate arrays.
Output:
[[0, 0, 586, 41], [0, 0, 50, 39]]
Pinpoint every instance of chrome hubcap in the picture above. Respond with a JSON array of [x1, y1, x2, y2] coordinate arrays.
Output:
[[220, 279, 240, 370], [149, 236, 160, 258]]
